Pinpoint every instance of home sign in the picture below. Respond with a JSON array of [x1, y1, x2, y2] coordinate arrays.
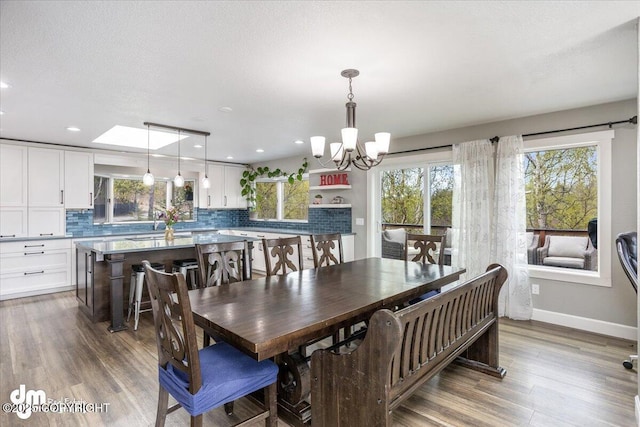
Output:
[[320, 173, 350, 186]]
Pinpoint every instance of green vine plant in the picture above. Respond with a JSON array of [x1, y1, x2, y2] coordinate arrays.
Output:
[[240, 158, 309, 210]]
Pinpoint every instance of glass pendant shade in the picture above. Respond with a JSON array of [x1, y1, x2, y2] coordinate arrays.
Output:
[[341, 127, 358, 151], [365, 141, 378, 160], [330, 142, 344, 162], [311, 136, 326, 158], [174, 173, 184, 187], [202, 175, 210, 189], [143, 170, 155, 186], [375, 132, 390, 154]]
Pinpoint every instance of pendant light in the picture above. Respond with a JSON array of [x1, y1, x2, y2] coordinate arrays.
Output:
[[174, 129, 184, 187], [142, 123, 155, 185], [201, 134, 210, 189]]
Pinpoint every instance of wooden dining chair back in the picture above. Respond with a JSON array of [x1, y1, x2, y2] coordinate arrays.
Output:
[[405, 233, 446, 265], [262, 236, 303, 276], [310, 233, 344, 268], [195, 241, 247, 288], [142, 261, 278, 427]]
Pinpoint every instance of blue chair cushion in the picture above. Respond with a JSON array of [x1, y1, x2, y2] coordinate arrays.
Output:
[[159, 341, 278, 416], [409, 289, 440, 305]]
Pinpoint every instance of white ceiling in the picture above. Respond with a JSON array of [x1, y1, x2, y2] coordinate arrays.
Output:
[[0, 1, 638, 165]]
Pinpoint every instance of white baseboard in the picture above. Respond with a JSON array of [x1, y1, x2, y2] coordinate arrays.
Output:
[[635, 395, 639, 427], [532, 308, 637, 341], [0, 285, 74, 301]]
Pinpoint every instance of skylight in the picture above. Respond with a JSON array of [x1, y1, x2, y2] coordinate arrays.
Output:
[[93, 125, 189, 149]]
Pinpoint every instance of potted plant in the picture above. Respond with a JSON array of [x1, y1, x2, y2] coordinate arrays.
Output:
[[240, 158, 309, 207], [313, 194, 323, 204]]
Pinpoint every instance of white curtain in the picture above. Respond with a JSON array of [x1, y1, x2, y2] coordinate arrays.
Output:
[[451, 139, 494, 280], [452, 135, 532, 320], [492, 135, 531, 319]]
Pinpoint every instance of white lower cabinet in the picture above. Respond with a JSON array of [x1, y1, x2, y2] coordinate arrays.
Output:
[[0, 239, 72, 300], [0, 207, 28, 239], [28, 207, 65, 237]]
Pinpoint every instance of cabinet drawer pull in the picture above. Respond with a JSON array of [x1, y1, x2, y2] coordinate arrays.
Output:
[[24, 251, 45, 255], [24, 244, 45, 248], [90, 192, 93, 206], [207, 195, 211, 207], [60, 190, 64, 205], [257, 235, 265, 238], [39, 233, 54, 236], [240, 233, 248, 236], [24, 271, 45, 275], [1, 234, 16, 238]]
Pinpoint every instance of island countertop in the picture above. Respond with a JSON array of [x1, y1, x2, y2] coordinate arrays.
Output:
[[75, 233, 258, 256]]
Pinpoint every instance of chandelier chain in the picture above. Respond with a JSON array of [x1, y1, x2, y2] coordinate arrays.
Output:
[[347, 77, 354, 101]]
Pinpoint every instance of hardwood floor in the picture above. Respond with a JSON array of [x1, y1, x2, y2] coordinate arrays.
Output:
[[0, 291, 636, 426]]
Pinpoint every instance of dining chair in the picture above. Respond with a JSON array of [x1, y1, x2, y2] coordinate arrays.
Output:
[[405, 233, 446, 304], [310, 233, 344, 268], [142, 261, 278, 427], [195, 241, 248, 288], [262, 236, 303, 276], [405, 233, 446, 265]]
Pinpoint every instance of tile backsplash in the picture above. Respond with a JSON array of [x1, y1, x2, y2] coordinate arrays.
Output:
[[66, 207, 351, 237]]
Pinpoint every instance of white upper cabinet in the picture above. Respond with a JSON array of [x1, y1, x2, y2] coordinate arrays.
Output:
[[64, 151, 94, 209], [0, 144, 28, 207], [198, 164, 247, 209], [224, 166, 247, 209], [28, 147, 64, 207]]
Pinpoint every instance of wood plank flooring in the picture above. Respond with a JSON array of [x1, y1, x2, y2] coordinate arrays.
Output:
[[0, 291, 636, 426]]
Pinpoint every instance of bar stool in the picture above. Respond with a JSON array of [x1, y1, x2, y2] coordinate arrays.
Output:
[[172, 258, 199, 289], [127, 262, 165, 331]]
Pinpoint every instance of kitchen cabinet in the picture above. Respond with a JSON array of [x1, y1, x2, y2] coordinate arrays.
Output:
[[0, 144, 28, 207], [28, 147, 65, 207], [28, 207, 66, 237], [76, 246, 95, 318], [0, 207, 28, 238], [198, 165, 247, 209], [64, 151, 94, 209], [0, 238, 72, 300]]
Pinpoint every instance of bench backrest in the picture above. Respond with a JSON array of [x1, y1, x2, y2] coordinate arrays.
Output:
[[311, 264, 508, 427]]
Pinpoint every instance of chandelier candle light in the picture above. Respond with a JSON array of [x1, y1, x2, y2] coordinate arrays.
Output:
[[311, 69, 390, 171], [142, 123, 155, 186], [174, 129, 184, 188]]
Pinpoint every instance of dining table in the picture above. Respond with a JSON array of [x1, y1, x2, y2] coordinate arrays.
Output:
[[189, 257, 465, 427]]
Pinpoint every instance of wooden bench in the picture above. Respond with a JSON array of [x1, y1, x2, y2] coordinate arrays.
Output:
[[310, 263, 508, 426]]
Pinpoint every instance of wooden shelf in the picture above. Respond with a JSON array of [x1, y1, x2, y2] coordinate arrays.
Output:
[[309, 185, 351, 190], [308, 167, 351, 174], [309, 204, 351, 208]]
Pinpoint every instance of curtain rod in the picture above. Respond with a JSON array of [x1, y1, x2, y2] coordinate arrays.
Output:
[[390, 115, 637, 156], [143, 121, 211, 136]]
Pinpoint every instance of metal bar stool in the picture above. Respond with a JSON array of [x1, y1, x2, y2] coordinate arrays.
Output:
[[127, 262, 165, 330], [172, 258, 199, 289]]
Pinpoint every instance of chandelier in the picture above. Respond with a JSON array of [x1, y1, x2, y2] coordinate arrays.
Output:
[[311, 69, 390, 171]]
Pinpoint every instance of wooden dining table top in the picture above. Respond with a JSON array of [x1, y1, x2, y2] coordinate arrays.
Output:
[[189, 257, 465, 361]]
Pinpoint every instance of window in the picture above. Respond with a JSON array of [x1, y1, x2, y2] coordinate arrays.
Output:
[[93, 176, 195, 224], [380, 164, 453, 235], [524, 130, 612, 286], [255, 177, 309, 221]]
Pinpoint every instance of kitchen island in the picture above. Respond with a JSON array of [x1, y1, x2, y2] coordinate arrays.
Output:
[[75, 233, 257, 332]]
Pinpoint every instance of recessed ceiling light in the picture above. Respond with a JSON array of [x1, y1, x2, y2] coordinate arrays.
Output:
[[93, 125, 188, 149], [0, 81, 10, 89], [67, 126, 81, 132], [226, 156, 234, 159], [256, 149, 264, 153], [151, 154, 167, 158], [193, 144, 203, 148], [294, 140, 304, 144], [219, 107, 233, 113], [0, 111, 4, 115]]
